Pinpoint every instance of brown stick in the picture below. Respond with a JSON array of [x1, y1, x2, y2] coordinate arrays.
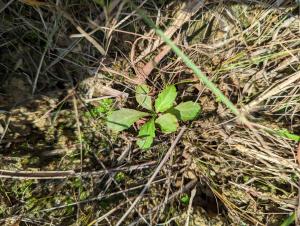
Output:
[[0, 161, 157, 179], [134, 35, 180, 84]]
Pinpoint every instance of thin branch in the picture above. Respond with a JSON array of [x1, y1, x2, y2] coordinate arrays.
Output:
[[0, 161, 157, 179]]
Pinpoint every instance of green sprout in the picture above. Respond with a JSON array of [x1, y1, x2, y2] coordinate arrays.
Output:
[[115, 172, 126, 182], [85, 98, 113, 118], [180, 194, 190, 205], [106, 84, 201, 149]]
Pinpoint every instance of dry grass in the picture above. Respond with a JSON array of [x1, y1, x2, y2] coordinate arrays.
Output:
[[0, 0, 299, 225]]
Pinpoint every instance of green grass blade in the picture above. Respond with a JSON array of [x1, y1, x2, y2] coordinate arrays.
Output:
[[280, 212, 295, 226], [275, 129, 300, 142]]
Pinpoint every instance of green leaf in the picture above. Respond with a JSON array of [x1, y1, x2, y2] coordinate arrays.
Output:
[[138, 118, 156, 137], [180, 194, 190, 205], [137, 136, 154, 149], [106, 108, 149, 132], [173, 101, 201, 121], [155, 113, 178, 133], [155, 85, 177, 113], [136, 84, 153, 111], [137, 119, 156, 149], [93, 0, 105, 7]]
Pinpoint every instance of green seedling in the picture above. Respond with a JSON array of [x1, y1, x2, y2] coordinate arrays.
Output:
[[180, 194, 190, 205], [106, 84, 201, 149], [115, 172, 126, 182], [85, 98, 113, 118]]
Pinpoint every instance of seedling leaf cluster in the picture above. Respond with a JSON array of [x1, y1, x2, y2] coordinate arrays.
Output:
[[106, 84, 201, 149]]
